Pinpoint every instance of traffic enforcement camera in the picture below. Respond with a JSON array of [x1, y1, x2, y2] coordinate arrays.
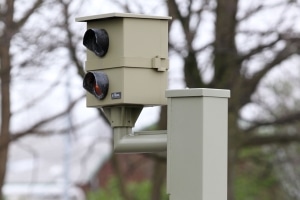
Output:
[[76, 13, 171, 107]]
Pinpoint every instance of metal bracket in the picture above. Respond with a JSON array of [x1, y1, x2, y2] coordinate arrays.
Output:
[[152, 56, 169, 72], [103, 106, 143, 127]]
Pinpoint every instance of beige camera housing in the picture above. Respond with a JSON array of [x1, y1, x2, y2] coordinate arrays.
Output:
[[76, 13, 171, 107]]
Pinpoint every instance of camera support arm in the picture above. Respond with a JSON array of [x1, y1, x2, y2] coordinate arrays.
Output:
[[113, 128, 167, 153], [103, 106, 167, 153]]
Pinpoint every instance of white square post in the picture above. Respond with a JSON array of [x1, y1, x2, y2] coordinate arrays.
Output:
[[166, 88, 230, 200]]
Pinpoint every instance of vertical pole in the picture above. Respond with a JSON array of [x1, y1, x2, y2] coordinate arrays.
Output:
[[63, 68, 73, 200], [166, 88, 230, 200]]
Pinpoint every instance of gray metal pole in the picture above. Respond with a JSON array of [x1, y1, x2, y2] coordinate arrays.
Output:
[[166, 88, 230, 200], [63, 68, 73, 200]]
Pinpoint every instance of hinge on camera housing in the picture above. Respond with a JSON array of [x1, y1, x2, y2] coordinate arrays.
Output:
[[152, 56, 169, 72]]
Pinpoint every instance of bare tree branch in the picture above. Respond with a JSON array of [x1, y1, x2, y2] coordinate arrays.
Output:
[[11, 116, 98, 139], [168, 0, 188, 39], [168, 0, 206, 51], [238, 4, 263, 22], [238, 2, 288, 22], [7, 95, 84, 144], [245, 111, 300, 133], [195, 41, 213, 53], [13, 70, 63, 114], [14, 0, 44, 32], [252, 44, 295, 82], [111, 0, 132, 13], [240, 40, 299, 107], [59, 0, 85, 78], [242, 134, 300, 147], [239, 35, 282, 62]]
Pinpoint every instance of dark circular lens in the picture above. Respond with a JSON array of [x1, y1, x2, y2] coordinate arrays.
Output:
[[83, 71, 109, 100], [83, 29, 109, 57]]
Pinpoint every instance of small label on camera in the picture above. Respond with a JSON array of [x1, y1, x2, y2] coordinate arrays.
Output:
[[111, 92, 121, 99]]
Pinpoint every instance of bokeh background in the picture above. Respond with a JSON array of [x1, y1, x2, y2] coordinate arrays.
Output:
[[1, 0, 300, 199]]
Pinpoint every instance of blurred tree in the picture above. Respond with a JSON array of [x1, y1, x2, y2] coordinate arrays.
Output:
[[0, 0, 87, 198], [0, 1, 45, 197], [2, 0, 300, 200]]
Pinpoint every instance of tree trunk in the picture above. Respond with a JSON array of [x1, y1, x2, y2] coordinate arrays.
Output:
[[0, 1, 14, 197], [228, 145, 238, 200], [227, 110, 241, 200], [183, 51, 204, 88], [151, 160, 166, 200], [0, 45, 11, 200], [214, 1, 239, 199], [150, 106, 167, 200], [111, 154, 132, 200]]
